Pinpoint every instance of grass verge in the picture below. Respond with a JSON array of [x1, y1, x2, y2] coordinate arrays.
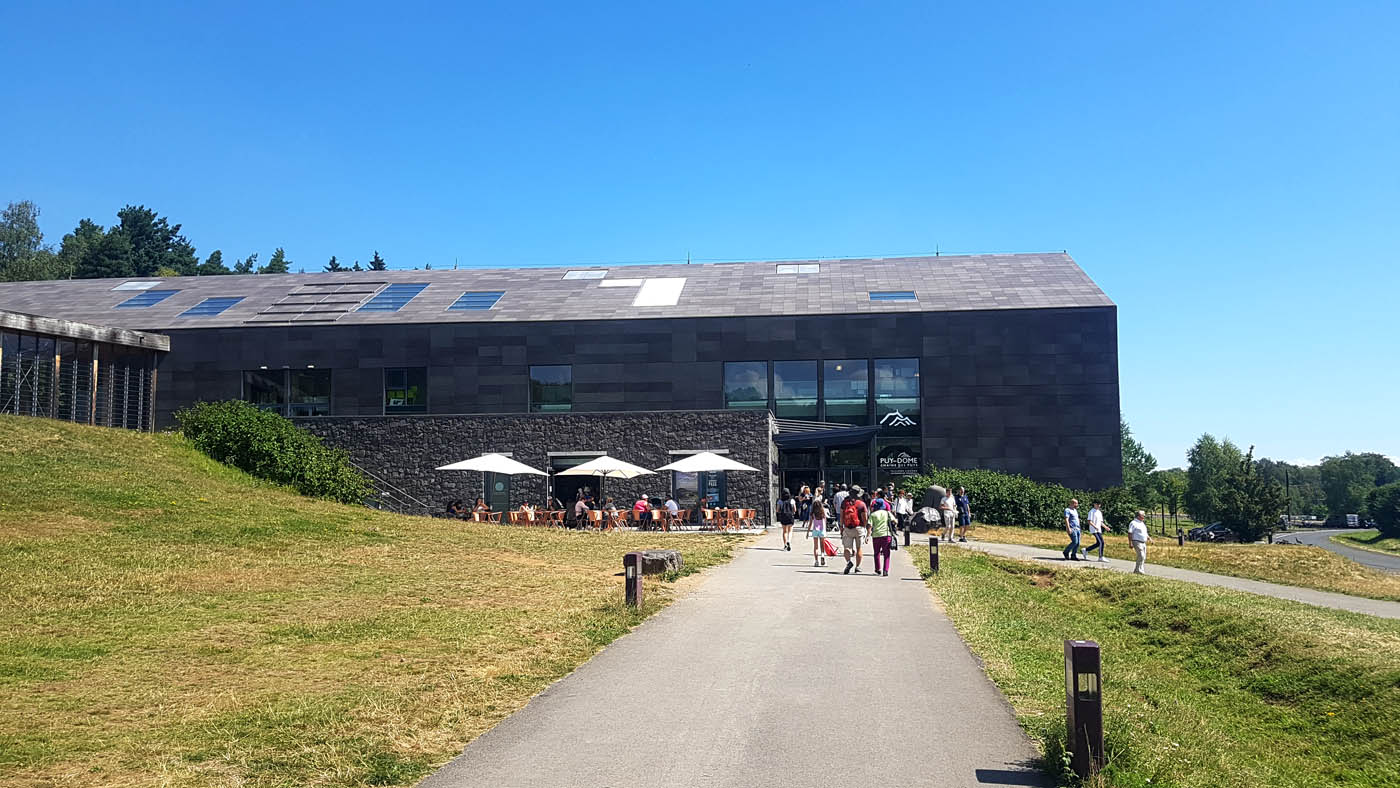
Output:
[[1333, 529, 1400, 556], [961, 523, 1400, 602], [0, 416, 745, 786], [908, 546, 1400, 787]]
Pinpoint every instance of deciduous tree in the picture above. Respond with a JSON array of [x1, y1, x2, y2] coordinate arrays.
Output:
[[1186, 433, 1243, 523], [1319, 452, 1400, 518], [0, 200, 61, 281]]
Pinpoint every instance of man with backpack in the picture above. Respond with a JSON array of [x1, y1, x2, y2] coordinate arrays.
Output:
[[840, 485, 869, 574]]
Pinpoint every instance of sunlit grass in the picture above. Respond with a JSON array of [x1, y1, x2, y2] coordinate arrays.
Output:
[[0, 415, 744, 786], [1334, 529, 1400, 556], [961, 523, 1400, 602], [909, 547, 1400, 787]]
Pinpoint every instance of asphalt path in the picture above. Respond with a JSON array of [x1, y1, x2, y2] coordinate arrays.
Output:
[[420, 529, 1048, 788], [948, 540, 1400, 619], [1286, 529, 1400, 574]]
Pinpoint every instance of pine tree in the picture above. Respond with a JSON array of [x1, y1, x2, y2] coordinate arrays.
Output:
[[260, 247, 290, 274], [351, 261, 363, 271], [325, 255, 344, 272], [233, 253, 258, 274], [196, 250, 232, 276], [368, 251, 387, 271]]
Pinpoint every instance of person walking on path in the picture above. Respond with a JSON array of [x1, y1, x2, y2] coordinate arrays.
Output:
[[894, 488, 913, 532], [1129, 510, 1152, 574], [809, 491, 829, 567], [841, 486, 869, 574], [955, 487, 972, 542], [1085, 501, 1107, 562], [776, 488, 797, 551], [868, 503, 894, 576], [833, 484, 849, 515], [1062, 499, 1082, 560], [795, 485, 813, 535], [940, 488, 958, 542]]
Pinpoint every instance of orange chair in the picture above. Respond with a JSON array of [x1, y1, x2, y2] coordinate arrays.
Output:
[[586, 509, 605, 530], [546, 510, 565, 528], [607, 510, 628, 532], [725, 509, 742, 531], [700, 508, 716, 530]]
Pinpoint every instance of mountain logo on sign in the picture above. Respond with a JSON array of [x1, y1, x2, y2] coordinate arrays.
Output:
[[879, 410, 917, 428]]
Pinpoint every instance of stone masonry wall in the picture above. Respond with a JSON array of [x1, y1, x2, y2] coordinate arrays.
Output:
[[298, 409, 775, 526]]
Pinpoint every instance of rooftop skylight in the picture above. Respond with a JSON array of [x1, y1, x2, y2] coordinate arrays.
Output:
[[562, 270, 607, 280], [777, 263, 820, 274], [179, 297, 245, 318], [869, 291, 917, 302], [357, 283, 428, 312], [632, 277, 686, 307], [115, 289, 179, 308], [112, 281, 162, 291], [447, 291, 505, 311]]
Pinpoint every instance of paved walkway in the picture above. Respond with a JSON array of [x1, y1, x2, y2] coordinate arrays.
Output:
[[1288, 529, 1400, 574], [947, 539, 1400, 620], [422, 529, 1048, 788]]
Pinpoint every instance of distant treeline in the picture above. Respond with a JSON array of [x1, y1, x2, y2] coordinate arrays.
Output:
[[0, 199, 399, 281]]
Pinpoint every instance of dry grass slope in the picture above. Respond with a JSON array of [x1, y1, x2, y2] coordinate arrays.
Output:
[[0, 416, 743, 787], [909, 547, 1400, 788]]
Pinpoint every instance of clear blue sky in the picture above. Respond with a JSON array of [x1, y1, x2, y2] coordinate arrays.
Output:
[[3, 1, 1396, 468]]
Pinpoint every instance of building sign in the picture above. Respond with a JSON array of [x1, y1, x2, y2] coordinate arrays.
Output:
[[876, 402, 920, 436], [879, 409, 917, 428], [877, 444, 921, 473]]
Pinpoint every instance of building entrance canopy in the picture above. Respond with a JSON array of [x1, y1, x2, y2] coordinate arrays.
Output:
[[773, 424, 879, 449]]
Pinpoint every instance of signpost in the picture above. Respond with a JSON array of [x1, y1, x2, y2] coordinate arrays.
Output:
[[1064, 640, 1104, 780]]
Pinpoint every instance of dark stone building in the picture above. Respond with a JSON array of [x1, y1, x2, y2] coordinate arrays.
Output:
[[0, 253, 1122, 520]]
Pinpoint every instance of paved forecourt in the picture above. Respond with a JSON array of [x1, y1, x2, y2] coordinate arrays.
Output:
[[950, 540, 1400, 619], [421, 528, 1048, 788]]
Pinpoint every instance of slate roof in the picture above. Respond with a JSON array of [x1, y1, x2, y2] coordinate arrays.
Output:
[[0, 252, 1112, 331]]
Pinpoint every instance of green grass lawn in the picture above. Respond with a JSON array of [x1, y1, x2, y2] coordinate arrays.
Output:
[[0, 416, 744, 786], [1333, 529, 1400, 556], [963, 523, 1400, 602], [908, 546, 1400, 788]]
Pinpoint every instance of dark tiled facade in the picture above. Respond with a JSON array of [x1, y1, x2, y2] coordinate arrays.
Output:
[[156, 305, 1121, 490]]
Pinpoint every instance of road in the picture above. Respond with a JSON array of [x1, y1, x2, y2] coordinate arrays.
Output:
[[421, 529, 1048, 788], [1288, 529, 1400, 574]]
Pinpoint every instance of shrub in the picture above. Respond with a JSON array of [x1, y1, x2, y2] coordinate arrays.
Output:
[[1366, 482, 1400, 538], [905, 466, 1142, 533], [175, 400, 373, 505]]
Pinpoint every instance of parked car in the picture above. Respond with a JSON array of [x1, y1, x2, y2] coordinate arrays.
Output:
[[1187, 522, 1237, 542]]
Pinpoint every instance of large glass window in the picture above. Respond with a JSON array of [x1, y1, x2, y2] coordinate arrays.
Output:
[[385, 367, 428, 414], [242, 370, 286, 413], [529, 365, 572, 412], [723, 361, 768, 409], [875, 358, 919, 435], [822, 359, 868, 425], [289, 369, 332, 417], [243, 369, 331, 416], [773, 361, 818, 419]]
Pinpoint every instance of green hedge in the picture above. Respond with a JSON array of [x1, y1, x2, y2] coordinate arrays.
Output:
[[175, 400, 373, 505], [905, 466, 1139, 533]]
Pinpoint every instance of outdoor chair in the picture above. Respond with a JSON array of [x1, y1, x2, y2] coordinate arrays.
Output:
[[607, 510, 628, 531], [546, 510, 565, 528], [724, 509, 742, 531], [739, 508, 757, 529], [587, 509, 605, 530]]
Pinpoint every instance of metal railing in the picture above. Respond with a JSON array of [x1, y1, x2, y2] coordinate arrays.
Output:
[[349, 459, 433, 515]]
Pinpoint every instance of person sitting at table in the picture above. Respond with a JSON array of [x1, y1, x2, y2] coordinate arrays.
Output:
[[446, 500, 466, 519], [634, 495, 653, 528], [473, 497, 490, 515], [602, 496, 618, 513], [573, 494, 590, 529]]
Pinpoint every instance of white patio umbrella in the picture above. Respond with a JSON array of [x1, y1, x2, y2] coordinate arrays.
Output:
[[554, 455, 656, 525], [435, 453, 547, 475], [436, 454, 548, 517], [554, 454, 656, 479], [654, 451, 759, 473]]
